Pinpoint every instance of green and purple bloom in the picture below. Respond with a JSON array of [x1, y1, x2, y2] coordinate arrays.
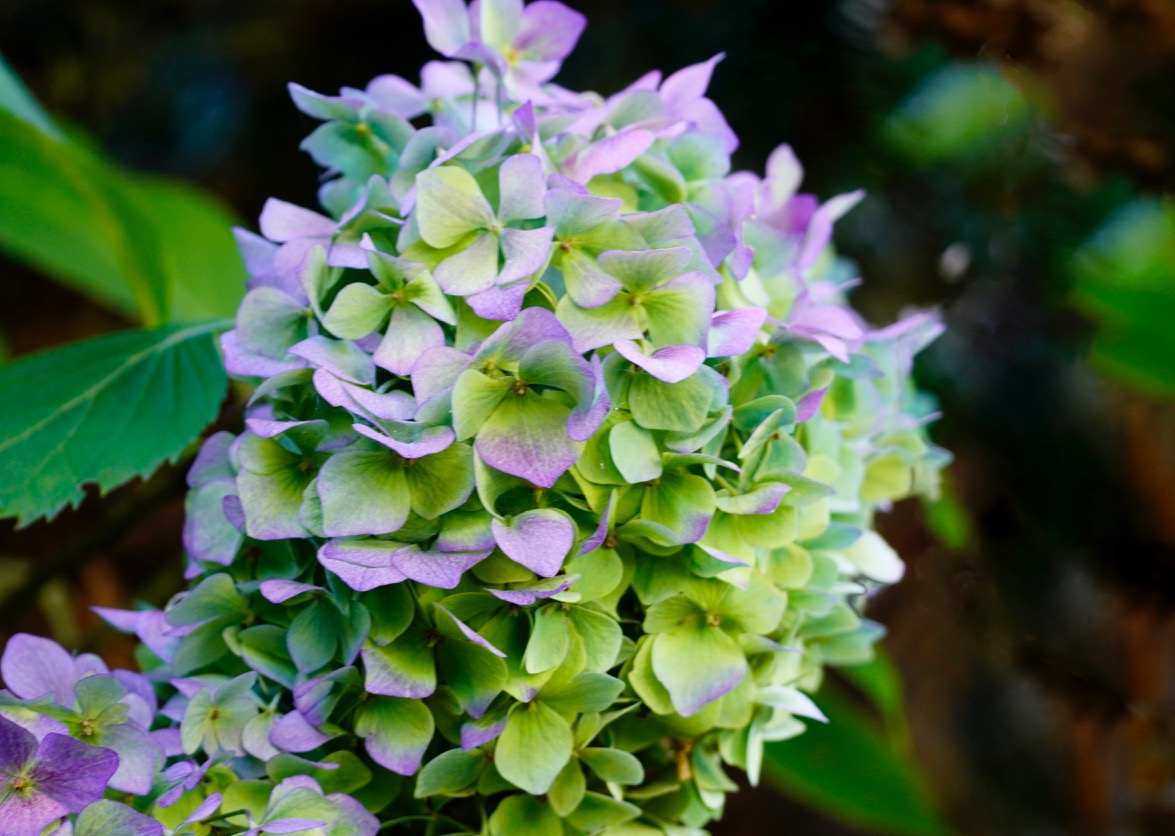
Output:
[[0, 2, 949, 833]]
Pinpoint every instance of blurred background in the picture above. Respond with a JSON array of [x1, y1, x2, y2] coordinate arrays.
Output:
[[2, 0, 1175, 833]]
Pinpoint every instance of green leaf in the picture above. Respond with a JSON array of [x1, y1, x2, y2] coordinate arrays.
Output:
[[262, 787, 337, 830], [1069, 198, 1175, 398], [609, 420, 663, 483], [235, 624, 298, 689], [886, 65, 1030, 165], [0, 54, 60, 138], [408, 442, 475, 519], [317, 451, 411, 537], [361, 617, 437, 698], [288, 600, 340, 672], [629, 370, 714, 432], [74, 800, 161, 836], [567, 606, 623, 673], [763, 678, 947, 836], [489, 795, 562, 836], [362, 584, 415, 646], [324, 283, 393, 339], [579, 747, 644, 785], [539, 672, 625, 714], [436, 636, 507, 719], [566, 792, 642, 831], [356, 696, 435, 776], [0, 110, 246, 325], [651, 622, 747, 717], [452, 370, 512, 440], [496, 701, 574, 794], [132, 177, 247, 321], [166, 573, 246, 626], [415, 164, 495, 248], [268, 751, 373, 796], [524, 605, 571, 674], [547, 760, 586, 816], [0, 322, 228, 526], [414, 748, 487, 798]]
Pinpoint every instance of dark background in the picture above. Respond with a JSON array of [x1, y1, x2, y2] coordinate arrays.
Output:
[[3, 1, 1175, 833]]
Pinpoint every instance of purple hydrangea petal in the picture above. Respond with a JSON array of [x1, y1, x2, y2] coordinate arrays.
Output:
[[259, 580, 322, 604], [244, 418, 322, 440], [313, 370, 417, 422], [413, 0, 474, 56], [789, 303, 863, 341], [460, 715, 507, 750], [476, 306, 573, 362], [223, 494, 246, 530], [29, 733, 120, 812], [186, 432, 236, 488], [389, 545, 487, 590], [545, 189, 621, 234], [436, 514, 495, 552], [0, 714, 36, 770], [0, 634, 89, 704], [93, 609, 182, 665], [488, 575, 576, 606], [111, 671, 157, 727], [234, 228, 282, 291], [325, 241, 370, 269], [433, 605, 507, 657], [353, 422, 455, 459], [497, 226, 554, 284], [707, 307, 767, 358], [491, 509, 574, 577], [567, 129, 654, 183], [259, 199, 337, 243], [696, 543, 749, 566], [101, 723, 156, 795], [373, 304, 447, 376], [271, 711, 332, 753], [185, 793, 224, 826], [434, 232, 499, 296], [795, 190, 864, 272], [367, 74, 430, 119], [496, 154, 547, 224], [183, 478, 243, 566], [411, 346, 471, 406], [0, 795, 66, 836], [514, 1, 586, 62], [326, 793, 379, 836], [221, 330, 305, 378], [318, 540, 409, 592], [475, 397, 578, 488], [660, 54, 723, 109], [287, 337, 376, 385], [466, 280, 528, 321], [614, 340, 705, 384], [578, 493, 613, 555], [152, 728, 184, 758], [795, 387, 829, 423], [567, 355, 611, 442]]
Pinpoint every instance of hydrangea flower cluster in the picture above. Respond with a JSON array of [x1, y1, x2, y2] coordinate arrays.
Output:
[[0, 2, 948, 833]]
